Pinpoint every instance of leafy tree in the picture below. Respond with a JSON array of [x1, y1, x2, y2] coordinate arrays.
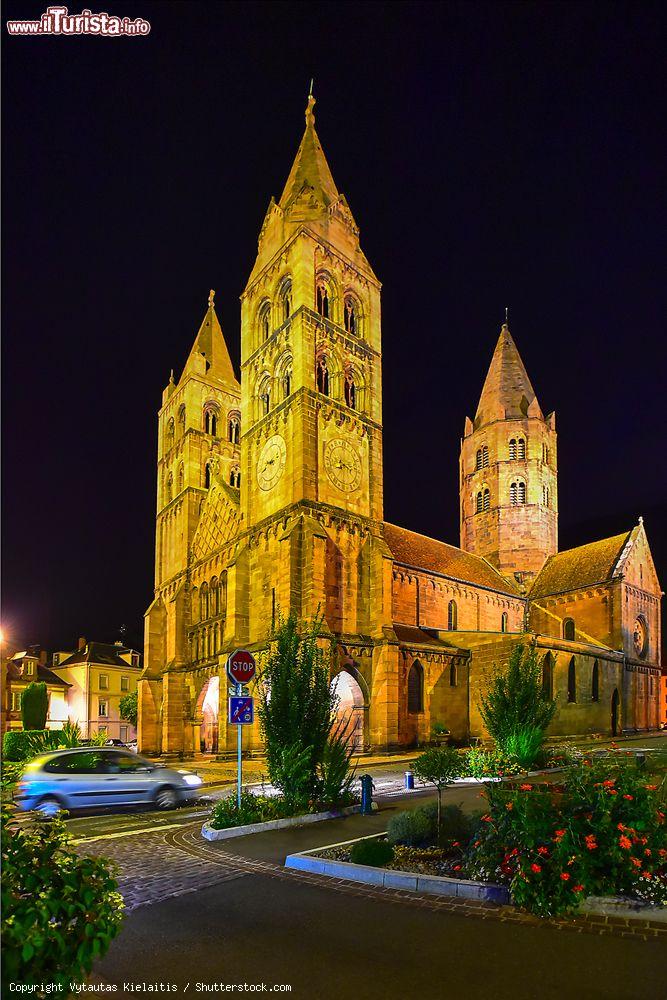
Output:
[[1, 778, 124, 990], [413, 747, 464, 838], [20, 681, 48, 730], [119, 690, 138, 728], [479, 644, 557, 767], [258, 612, 338, 805]]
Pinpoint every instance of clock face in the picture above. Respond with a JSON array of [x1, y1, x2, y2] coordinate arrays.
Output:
[[633, 617, 648, 658], [324, 438, 362, 493], [256, 434, 287, 491]]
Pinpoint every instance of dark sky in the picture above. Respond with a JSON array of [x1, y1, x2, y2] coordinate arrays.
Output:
[[2, 1, 666, 655]]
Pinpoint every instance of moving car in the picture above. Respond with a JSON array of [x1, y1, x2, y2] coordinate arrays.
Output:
[[15, 747, 204, 815]]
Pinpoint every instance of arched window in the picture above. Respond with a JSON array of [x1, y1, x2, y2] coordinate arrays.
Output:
[[178, 404, 186, 436], [476, 445, 489, 470], [166, 472, 173, 503], [229, 465, 241, 489], [228, 413, 240, 445], [282, 364, 292, 399], [193, 632, 200, 662], [448, 600, 458, 631], [344, 295, 358, 335], [407, 660, 424, 714], [542, 443, 550, 465], [344, 370, 357, 410], [509, 438, 517, 461], [517, 438, 526, 461], [510, 480, 526, 505], [191, 587, 199, 624], [316, 356, 330, 396], [563, 618, 575, 641], [591, 660, 599, 702], [542, 485, 550, 508], [200, 584, 209, 621], [177, 463, 184, 494], [258, 300, 271, 342], [166, 417, 175, 450], [449, 662, 457, 687], [280, 279, 292, 323], [542, 652, 554, 700], [476, 491, 483, 514], [476, 449, 483, 471], [204, 463, 212, 489], [501, 612, 508, 633], [204, 406, 218, 436], [483, 487, 490, 511], [258, 379, 271, 416], [568, 657, 577, 703], [316, 279, 330, 319]]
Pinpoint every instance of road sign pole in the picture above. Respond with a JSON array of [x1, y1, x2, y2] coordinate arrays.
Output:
[[237, 682, 243, 809]]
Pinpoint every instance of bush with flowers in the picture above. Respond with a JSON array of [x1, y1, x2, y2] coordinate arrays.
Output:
[[464, 754, 667, 917]]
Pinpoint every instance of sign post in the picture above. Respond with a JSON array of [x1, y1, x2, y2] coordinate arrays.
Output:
[[226, 649, 256, 809]]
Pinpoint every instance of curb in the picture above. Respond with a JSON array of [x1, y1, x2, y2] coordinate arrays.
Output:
[[201, 802, 377, 841]]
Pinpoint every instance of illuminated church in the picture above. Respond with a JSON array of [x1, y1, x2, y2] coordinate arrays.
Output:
[[139, 95, 662, 755]]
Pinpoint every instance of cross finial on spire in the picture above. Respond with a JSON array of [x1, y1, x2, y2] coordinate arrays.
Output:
[[208, 289, 215, 308], [305, 80, 316, 126], [505, 306, 509, 326], [169, 368, 174, 385]]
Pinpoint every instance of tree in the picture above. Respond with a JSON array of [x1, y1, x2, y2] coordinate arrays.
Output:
[[479, 643, 557, 768], [413, 747, 463, 838], [1, 778, 124, 990], [119, 690, 138, 728], [257, 612, 338, 806], [20, 682, 48, 731]]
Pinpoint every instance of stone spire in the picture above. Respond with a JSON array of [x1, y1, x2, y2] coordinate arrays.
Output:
[[180, 291, 238, 386], [475, 324, 542, 427], [278, 88, 340, 214]]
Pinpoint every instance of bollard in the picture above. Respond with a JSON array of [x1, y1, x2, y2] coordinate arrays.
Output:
[[404, 770, 414, 790], [360, 774, 374, 814]]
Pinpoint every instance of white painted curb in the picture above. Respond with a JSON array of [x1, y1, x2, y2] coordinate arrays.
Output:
[[201, 802, 377, 841]]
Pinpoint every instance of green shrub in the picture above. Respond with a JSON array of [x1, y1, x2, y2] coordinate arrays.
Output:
[[318, 721, 357, 808], [350, 839, 394, 867], [1, 794, 124, 990], [387, 806, 435, 846], [413, 747, 465, 837], [209, 792, 298, 830], [20, 682, 49, 731], [2, 729, 66, 762], [479, 644, 557, 768], [466, 754, 667, 917], [119, 690, 138, 728]]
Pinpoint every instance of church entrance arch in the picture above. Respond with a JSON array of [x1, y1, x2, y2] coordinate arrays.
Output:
[[196, 675, 220, 753], [611, 688, 620, 737], [331, 667, 368, 752]]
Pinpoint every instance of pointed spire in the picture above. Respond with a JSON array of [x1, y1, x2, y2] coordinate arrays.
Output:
[[180, 291, 238, 386], [475, 323, 542, 426], [278, 87, 339, 213]]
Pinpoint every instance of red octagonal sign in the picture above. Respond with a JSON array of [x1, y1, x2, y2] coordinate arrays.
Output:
[[226, 648, 256, 686]]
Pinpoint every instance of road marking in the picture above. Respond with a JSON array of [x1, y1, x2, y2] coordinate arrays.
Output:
[[72, 822, 190, 845]]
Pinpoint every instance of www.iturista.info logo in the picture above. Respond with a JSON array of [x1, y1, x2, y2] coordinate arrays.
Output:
[[6, 6, 151, 36]]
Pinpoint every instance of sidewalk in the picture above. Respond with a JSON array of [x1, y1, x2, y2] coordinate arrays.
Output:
[[161, 749, 421, 788]]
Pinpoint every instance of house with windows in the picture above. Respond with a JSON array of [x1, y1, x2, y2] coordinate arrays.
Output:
[[52, 639, 142, 742], [140, 93, 662, 756], [2, 646, 71, 734]]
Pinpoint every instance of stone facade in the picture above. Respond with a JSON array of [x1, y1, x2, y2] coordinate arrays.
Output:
[[139, 95, 662, 755]]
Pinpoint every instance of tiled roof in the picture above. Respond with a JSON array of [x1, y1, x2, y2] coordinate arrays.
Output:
[[58, 642, 141, 669], [5, 662, 70, 687], [530, 530, 633, 599], [475, 324, 540, 425], [384, 523, 520, 596]]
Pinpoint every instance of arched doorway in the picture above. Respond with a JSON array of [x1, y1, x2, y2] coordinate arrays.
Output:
[[611, 688, 620, 737], [331, 670, 366, 752], [196, 676, 220, 753]]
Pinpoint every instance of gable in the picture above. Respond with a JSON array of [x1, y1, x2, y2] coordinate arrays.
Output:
[[191, 480, 240, 562], [617, 522, 662, 594]]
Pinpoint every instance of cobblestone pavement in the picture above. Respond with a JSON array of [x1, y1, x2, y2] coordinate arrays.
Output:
[[78, 815, 667, 941]]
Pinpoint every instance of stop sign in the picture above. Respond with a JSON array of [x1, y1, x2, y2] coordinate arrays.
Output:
[[226, 648, 256, 686]]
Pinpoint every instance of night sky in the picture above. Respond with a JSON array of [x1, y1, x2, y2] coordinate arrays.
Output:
[[3, 1, 666, 655]]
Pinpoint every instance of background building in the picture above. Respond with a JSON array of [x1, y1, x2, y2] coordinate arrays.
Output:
[[53, 639, 142, 742], [140, 96, 662, 755], [2, 646, 71, 734]]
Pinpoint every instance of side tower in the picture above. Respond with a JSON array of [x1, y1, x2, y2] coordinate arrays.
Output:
[[460, 322, 557, 584], [238, 93, 388, 641]]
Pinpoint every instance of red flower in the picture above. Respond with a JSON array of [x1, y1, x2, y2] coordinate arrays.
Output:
[[531, 863, 542, 873], [560, 872, 570, 881], [631, 857, 642, 868], [602, 779, 615, 787], [645, 784, 658, 791], [642, 871, 652, 879], [481, 815, 491, 822], [619, 835, 632, 850], [520, 784, 532, 791], [505, 801, 514, 811], [452, 842, 460, 848], [452, 865, 462, 871], [554, 829, 567, 841], [584, 835, 598, 851], [537, 846, 549, 856], [658, 849, 667, 858], [572, 884, 584, 893], [617, 823, 626, 831], [607, 789, 617, 796], [623, 794, 634, 801], [644, 848, 652, 857]]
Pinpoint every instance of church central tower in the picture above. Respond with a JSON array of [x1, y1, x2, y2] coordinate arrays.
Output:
[[460, 323, 558, 584], [238, 93, 387, 637]]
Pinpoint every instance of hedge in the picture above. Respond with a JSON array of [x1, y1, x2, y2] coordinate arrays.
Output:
[[2, 730, 67, 763]]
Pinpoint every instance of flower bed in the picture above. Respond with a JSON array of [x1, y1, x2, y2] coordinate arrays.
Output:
[[203, 789, 362, 840]]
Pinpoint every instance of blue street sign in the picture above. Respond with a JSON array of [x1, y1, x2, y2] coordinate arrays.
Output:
[[229, 696, 254, 725]]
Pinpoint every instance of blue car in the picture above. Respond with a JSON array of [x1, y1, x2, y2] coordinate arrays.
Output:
[[15, 746, 204, 815]]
